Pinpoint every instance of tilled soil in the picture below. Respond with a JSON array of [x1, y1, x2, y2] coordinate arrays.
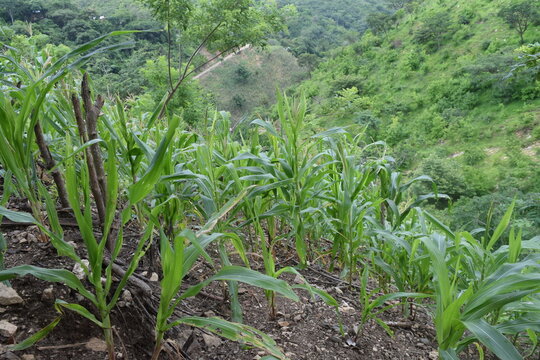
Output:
[[0, 222, 451, 360]]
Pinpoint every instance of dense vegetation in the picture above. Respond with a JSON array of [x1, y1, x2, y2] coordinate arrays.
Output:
[[294, 0, 540, 236], [0, 0, 540, 360]]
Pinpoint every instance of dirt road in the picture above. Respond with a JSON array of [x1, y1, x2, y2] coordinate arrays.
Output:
[[193, 44, 251, 80]]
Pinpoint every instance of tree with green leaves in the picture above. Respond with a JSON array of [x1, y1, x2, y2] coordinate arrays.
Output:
[[137, 0, 295, 118], [366, 11, 395, 36], [385, 0, 412, 11], [414, 11, 452, 51], [0, 0, 45, 24], [498, 1, 539, 44], [512, 43, 540, 81]]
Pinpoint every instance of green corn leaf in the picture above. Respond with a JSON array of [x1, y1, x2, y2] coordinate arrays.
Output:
[[181, 266, 299, 303], [49, 138, 106, 173], [129, 115, 181, 204], [439, 349, 460, 360], [486, 201, 515, 252], [239, 174, 276, 181], [369, 292, 429, 309], [208, 266, 299, 301], [463, 318, 523, 360], [170, 316, 288, 359], [0, 206, 37, 224], [496, 315, 540, 334], [9, 316, 62, 351], [251, 119, 280, 138], [424, 211, 455, 239], [198, 186, 253, 235], [0, 265, 96, 303], [55, 300, 103, 327]]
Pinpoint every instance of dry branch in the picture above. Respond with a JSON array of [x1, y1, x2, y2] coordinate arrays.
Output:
[[71, 94, 106, 228], [33, 122, 70, 209]]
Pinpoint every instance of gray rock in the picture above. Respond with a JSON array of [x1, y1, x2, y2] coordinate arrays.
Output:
[[72, 260, 89, 280], [202, 333, 222, 348], [85, 337, 107, 352], [41, 286, 54, 302], [0, 320, 18, 337], [121, 290, 133, 302], [0, 283, 23, 306]]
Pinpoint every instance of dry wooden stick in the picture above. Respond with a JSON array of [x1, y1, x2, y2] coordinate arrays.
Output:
[[33, 122, 70, 209], [72, 94, 106, 228], [81, 74, 107, 200]]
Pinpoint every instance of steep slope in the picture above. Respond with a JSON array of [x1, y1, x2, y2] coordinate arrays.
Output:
[[276, 0, 386, 62], [295, 0, 540, 233], [198, 46, 307, 119]]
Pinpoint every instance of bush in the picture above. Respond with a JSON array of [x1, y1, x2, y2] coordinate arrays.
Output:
[[448, 191, 540, 239], [463, 147, 486, 165], [234, 63, 252, 84], [418, 156, 474, 200]]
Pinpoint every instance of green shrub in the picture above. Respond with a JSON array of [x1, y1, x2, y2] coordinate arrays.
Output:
[[418, 156, 474, 200], [463, 147, 486, 165]]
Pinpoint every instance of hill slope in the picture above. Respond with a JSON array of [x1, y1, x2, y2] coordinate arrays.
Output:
[[294, 0, 540, 232]]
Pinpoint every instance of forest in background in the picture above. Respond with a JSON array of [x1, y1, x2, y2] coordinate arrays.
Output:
[[1, 0, 540, 248]]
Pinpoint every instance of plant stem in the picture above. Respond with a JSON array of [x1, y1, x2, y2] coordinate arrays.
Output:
[[151, 334, 164, 360], [102, 315, 116, 360]]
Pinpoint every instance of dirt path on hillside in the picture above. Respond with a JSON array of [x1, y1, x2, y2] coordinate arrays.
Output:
[[194, 45, 251, 80]]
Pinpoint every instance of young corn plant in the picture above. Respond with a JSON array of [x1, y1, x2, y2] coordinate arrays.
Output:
[[150, 189, 299, 360], [324, 133, 380, 281], [0, 54, 183, 360], [249, 93, 335, 266], [370, 208, 433, 318], [0, 145, 150, 359], [0, 33, 135, 225], [423, 224, 540, 360], [355, 263, 428, 340]]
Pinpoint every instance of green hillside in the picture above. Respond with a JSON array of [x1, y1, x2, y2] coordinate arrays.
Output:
[[195, 0, 386, 118], [276, 0, 386, 66], [294, 0, 540, 233], [198, 46, 307, 119]]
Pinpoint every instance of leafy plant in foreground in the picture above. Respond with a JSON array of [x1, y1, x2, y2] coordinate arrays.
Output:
[[150, 189, 298, 360], [423, 223, 540, 359], [355, 263, 427, 339]]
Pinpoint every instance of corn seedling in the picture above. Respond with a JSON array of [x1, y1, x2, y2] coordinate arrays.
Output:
[[423, 226, 540, 360], [355, 263, 427, 341], [150, 189, 299, 360]]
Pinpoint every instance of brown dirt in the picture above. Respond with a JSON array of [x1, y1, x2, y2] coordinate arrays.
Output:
[[0, 212, 463, 360]]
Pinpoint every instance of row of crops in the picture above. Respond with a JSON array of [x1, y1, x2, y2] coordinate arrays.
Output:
[[1, 34, 540, 360]]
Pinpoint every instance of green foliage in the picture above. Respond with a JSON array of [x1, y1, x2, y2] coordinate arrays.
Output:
[[1, 3, 540, 360], [198, 46, 307, 118], [413, 11, 453, 51], [139, 0, 293, 52], [292, 0, 540, 237], [366, 11, 395, 36], [275, 0, 386, 58], [234, 63, 252, 84], [418, 156, 472, 200], [463, 147, 485, 165], [140, 56, 211, 125], [497, 1, 539, 44], [514, 43, 540, 80]]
